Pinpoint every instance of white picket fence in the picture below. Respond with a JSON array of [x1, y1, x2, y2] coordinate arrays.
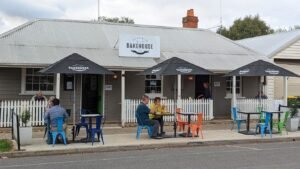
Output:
[[236, 99, 284, 119], [0, 100, 47, 127], [123, 99, 214, 125]]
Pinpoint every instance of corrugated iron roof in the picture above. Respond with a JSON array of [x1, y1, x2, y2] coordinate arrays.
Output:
[[0, 19, 267, 72], [237, 30, 300, 58]]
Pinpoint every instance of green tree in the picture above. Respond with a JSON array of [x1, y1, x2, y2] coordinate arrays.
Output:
[[275, 25, 300, 33], [98, 16, 134, 24], [217, 15, 274, 40]]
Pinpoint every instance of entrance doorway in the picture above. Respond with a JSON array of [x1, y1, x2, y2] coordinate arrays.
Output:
[[81, 75, 103, 113], [195, 75, 210, 98]]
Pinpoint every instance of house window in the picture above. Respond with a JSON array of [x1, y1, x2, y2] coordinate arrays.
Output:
[[22, 68, 55, 94], [226, 76, 242, 95], [145, 75, 161, 94]]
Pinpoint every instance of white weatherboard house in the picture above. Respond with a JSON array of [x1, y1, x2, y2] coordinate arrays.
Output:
[[0, 19, 277, 127], [237, 30, 300, 98]]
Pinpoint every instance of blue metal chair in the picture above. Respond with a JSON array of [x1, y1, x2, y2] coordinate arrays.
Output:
[[87, 115, 104, 145], [75, 109, 89, 136], [136, 113, 152, 139], [50, 117, 67, 146], [231, 107, 247, 132], [255, 112, 272, 138]]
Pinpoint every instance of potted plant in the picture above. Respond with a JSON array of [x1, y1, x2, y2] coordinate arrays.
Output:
[[286, 104, 300, 132], [19, 110, 32, 145]]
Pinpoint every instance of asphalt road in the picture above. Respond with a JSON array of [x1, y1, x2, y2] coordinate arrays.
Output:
[[1, 142, 300, 169]]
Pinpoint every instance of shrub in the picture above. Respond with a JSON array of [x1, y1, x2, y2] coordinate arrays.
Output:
[[21, 110, 31, 127], [0, 139, 13, 152]]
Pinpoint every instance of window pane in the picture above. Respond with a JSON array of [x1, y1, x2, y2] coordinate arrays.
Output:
[[40, 76, 48, 83], [236, 88, 240, 94], [33, 68, 40, 74], [33, 84, 39, 91], [145, 87, 150, 93], [48, 76, 54, 83], [146, 75, 150, 79], [47, 84, 53, 91], [26, 76, 33, 83], [26, 84, 32, 91], [150, 75, 156, 79], [40, 84, 47, 91], [236, 81, 240, 87], [33, 76, 39, 83]]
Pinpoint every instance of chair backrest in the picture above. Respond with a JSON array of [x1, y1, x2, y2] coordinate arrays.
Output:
[[197, 113, 203, 127], [80, 109, 88, 123], [264, 112, 271, 126], [135, 113, 144, 126], [95, 115, 103, 130], [231, 107, 238, 121], [52, 117, 64, 132], [176, 108, 183, 121]]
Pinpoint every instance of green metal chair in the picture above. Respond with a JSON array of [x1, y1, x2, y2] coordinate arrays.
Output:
[[257, 106, 265, 123], [273, 111, 290, 135]]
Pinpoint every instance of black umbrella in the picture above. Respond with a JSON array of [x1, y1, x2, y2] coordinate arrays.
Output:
[[138, 57, 213, 135], [225, 59, 299, 107], [225, 60, 299, 77], [40, 53, 114, 139], [138, 57, 213, 76], [39, 53, 114, 75]]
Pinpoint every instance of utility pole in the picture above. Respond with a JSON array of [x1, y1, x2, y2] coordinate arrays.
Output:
[[98, 0, 100, 21]]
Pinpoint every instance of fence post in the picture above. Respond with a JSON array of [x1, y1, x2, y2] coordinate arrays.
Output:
[[209, 99, 214, 120]]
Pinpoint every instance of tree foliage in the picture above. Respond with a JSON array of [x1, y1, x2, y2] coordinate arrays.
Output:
[[217, 15, 274, 40], [275, 25, 300, 33], [98, 16, 134, 24]]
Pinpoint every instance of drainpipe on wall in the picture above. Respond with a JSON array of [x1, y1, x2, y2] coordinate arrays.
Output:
[[121, 70, 126, 127]]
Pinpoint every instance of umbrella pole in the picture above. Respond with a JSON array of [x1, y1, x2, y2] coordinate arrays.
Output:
[[72, 75, 76, 141]]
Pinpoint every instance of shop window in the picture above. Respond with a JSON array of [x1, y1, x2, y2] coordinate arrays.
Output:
[[226, 76, 242, 95], [145, 75, 161, 94]]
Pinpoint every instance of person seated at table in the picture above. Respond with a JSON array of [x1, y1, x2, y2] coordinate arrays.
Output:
[[149, 97, 166, 135], [136, 95, 162, 139], [44, 98, 69, 142], [32, 91, 47, 101], [196, 83, 211, 99], [255, 91, 268, 99]]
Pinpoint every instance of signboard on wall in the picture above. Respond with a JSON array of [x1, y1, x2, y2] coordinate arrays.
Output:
[[105, 85, 112, 91], [119, 34, 160, 58]]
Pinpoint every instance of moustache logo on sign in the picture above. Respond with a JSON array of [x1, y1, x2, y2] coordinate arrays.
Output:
[[239, 69, 250, 75], [151, 67, 161, 74], [176, 67, 193, 73], [265, 69, 279, 75], [68, 64, 89, 72]]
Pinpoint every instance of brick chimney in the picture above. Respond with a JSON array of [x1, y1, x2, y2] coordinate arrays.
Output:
[[182, 9, 198, 28]]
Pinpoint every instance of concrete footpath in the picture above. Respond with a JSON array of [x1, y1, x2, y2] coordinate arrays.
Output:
[[1, 121, 300, 158]]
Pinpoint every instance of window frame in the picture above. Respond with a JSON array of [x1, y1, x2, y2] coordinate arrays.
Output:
[[225, 76, 242, 98], [20, 68, 56, 95], [144, 75, 163, 97]]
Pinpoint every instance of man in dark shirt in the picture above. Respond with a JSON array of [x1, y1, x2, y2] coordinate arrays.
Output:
[[197, 83, 212, 99], [136, 95, 161, 139]]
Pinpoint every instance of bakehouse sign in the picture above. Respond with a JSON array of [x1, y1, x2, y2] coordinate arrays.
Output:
[[119, 34, 160, 58]]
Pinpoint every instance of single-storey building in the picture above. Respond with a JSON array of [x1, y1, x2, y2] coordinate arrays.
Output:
[[237, 30, 300, 99], [0, 12, 268, 124]]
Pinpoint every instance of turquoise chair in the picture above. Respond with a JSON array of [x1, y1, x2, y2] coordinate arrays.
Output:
[[255, 112, 272, 138], [50, 117, 67, 146], [136, 114, 153, 139], [231, 107, 247, 132]]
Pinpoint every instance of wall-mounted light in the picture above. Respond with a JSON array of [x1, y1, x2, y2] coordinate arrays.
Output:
[[188, 76, 193, 81], [113, 74, 118, 79]]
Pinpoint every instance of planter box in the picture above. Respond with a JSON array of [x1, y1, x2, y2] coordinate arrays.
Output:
[[19, 127, 32, 145], [286, 118, 299, 132]]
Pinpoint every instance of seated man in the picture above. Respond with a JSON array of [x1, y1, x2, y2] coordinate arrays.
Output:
[[44, 98, 69, 141], [149, 97, 165, 135], [136, 95, 161, 139]]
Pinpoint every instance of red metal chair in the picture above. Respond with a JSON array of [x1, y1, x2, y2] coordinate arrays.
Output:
[[176, 108, 188, 132], [189, 113, 204, 139]]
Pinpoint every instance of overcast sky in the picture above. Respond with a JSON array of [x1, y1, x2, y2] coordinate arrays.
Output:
[[0, 0, 299, 33]]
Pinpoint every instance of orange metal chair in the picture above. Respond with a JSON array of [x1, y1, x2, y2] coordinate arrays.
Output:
[[176, 108, 188, 132], [189, 113, 204, 139]]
